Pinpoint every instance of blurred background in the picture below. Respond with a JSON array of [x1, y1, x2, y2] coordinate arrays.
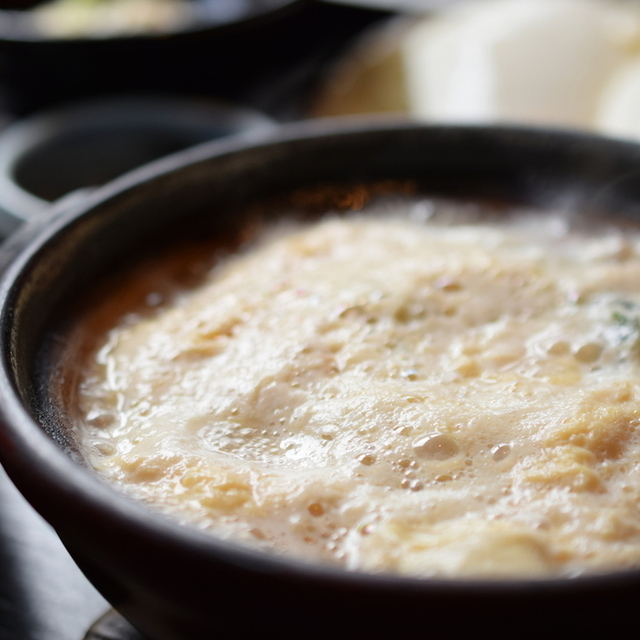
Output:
[[1, 0, 640, 228], [2, 0, 640, 638], [2, 0, 640, 131]]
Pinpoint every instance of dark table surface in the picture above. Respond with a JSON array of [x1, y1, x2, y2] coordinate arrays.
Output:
[[0, 466, 108, 640]]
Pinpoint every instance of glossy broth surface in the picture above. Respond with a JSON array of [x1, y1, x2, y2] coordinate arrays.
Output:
[[71, 199, 640, 578]]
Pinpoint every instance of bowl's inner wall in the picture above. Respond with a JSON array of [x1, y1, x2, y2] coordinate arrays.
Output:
[[8, 125, 640, 455]]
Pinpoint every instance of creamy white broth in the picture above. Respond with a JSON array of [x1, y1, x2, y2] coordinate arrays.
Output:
[[73, 200, 640, 579]]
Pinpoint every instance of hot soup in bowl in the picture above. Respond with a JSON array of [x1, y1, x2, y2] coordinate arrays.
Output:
[[2, 122, 640, 637]]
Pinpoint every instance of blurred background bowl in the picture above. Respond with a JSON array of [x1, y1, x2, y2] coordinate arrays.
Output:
[[0, 94, 275, 236], [0, 0, 390, 119]]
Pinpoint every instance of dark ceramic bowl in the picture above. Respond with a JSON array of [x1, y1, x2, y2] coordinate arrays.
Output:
[[1, 121, 640, 640]]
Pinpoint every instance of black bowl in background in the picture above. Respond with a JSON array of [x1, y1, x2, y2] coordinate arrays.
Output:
[[0, 95, 275, 237], [0, 1, 390, 119], [1, 122, 640, 639]]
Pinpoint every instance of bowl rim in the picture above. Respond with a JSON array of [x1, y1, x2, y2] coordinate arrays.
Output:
[[0, 0, 307, 43], [2, 118, 640, 597]]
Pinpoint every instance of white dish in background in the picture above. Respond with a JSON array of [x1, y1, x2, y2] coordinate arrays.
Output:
[[314, 0, 640, 142]]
